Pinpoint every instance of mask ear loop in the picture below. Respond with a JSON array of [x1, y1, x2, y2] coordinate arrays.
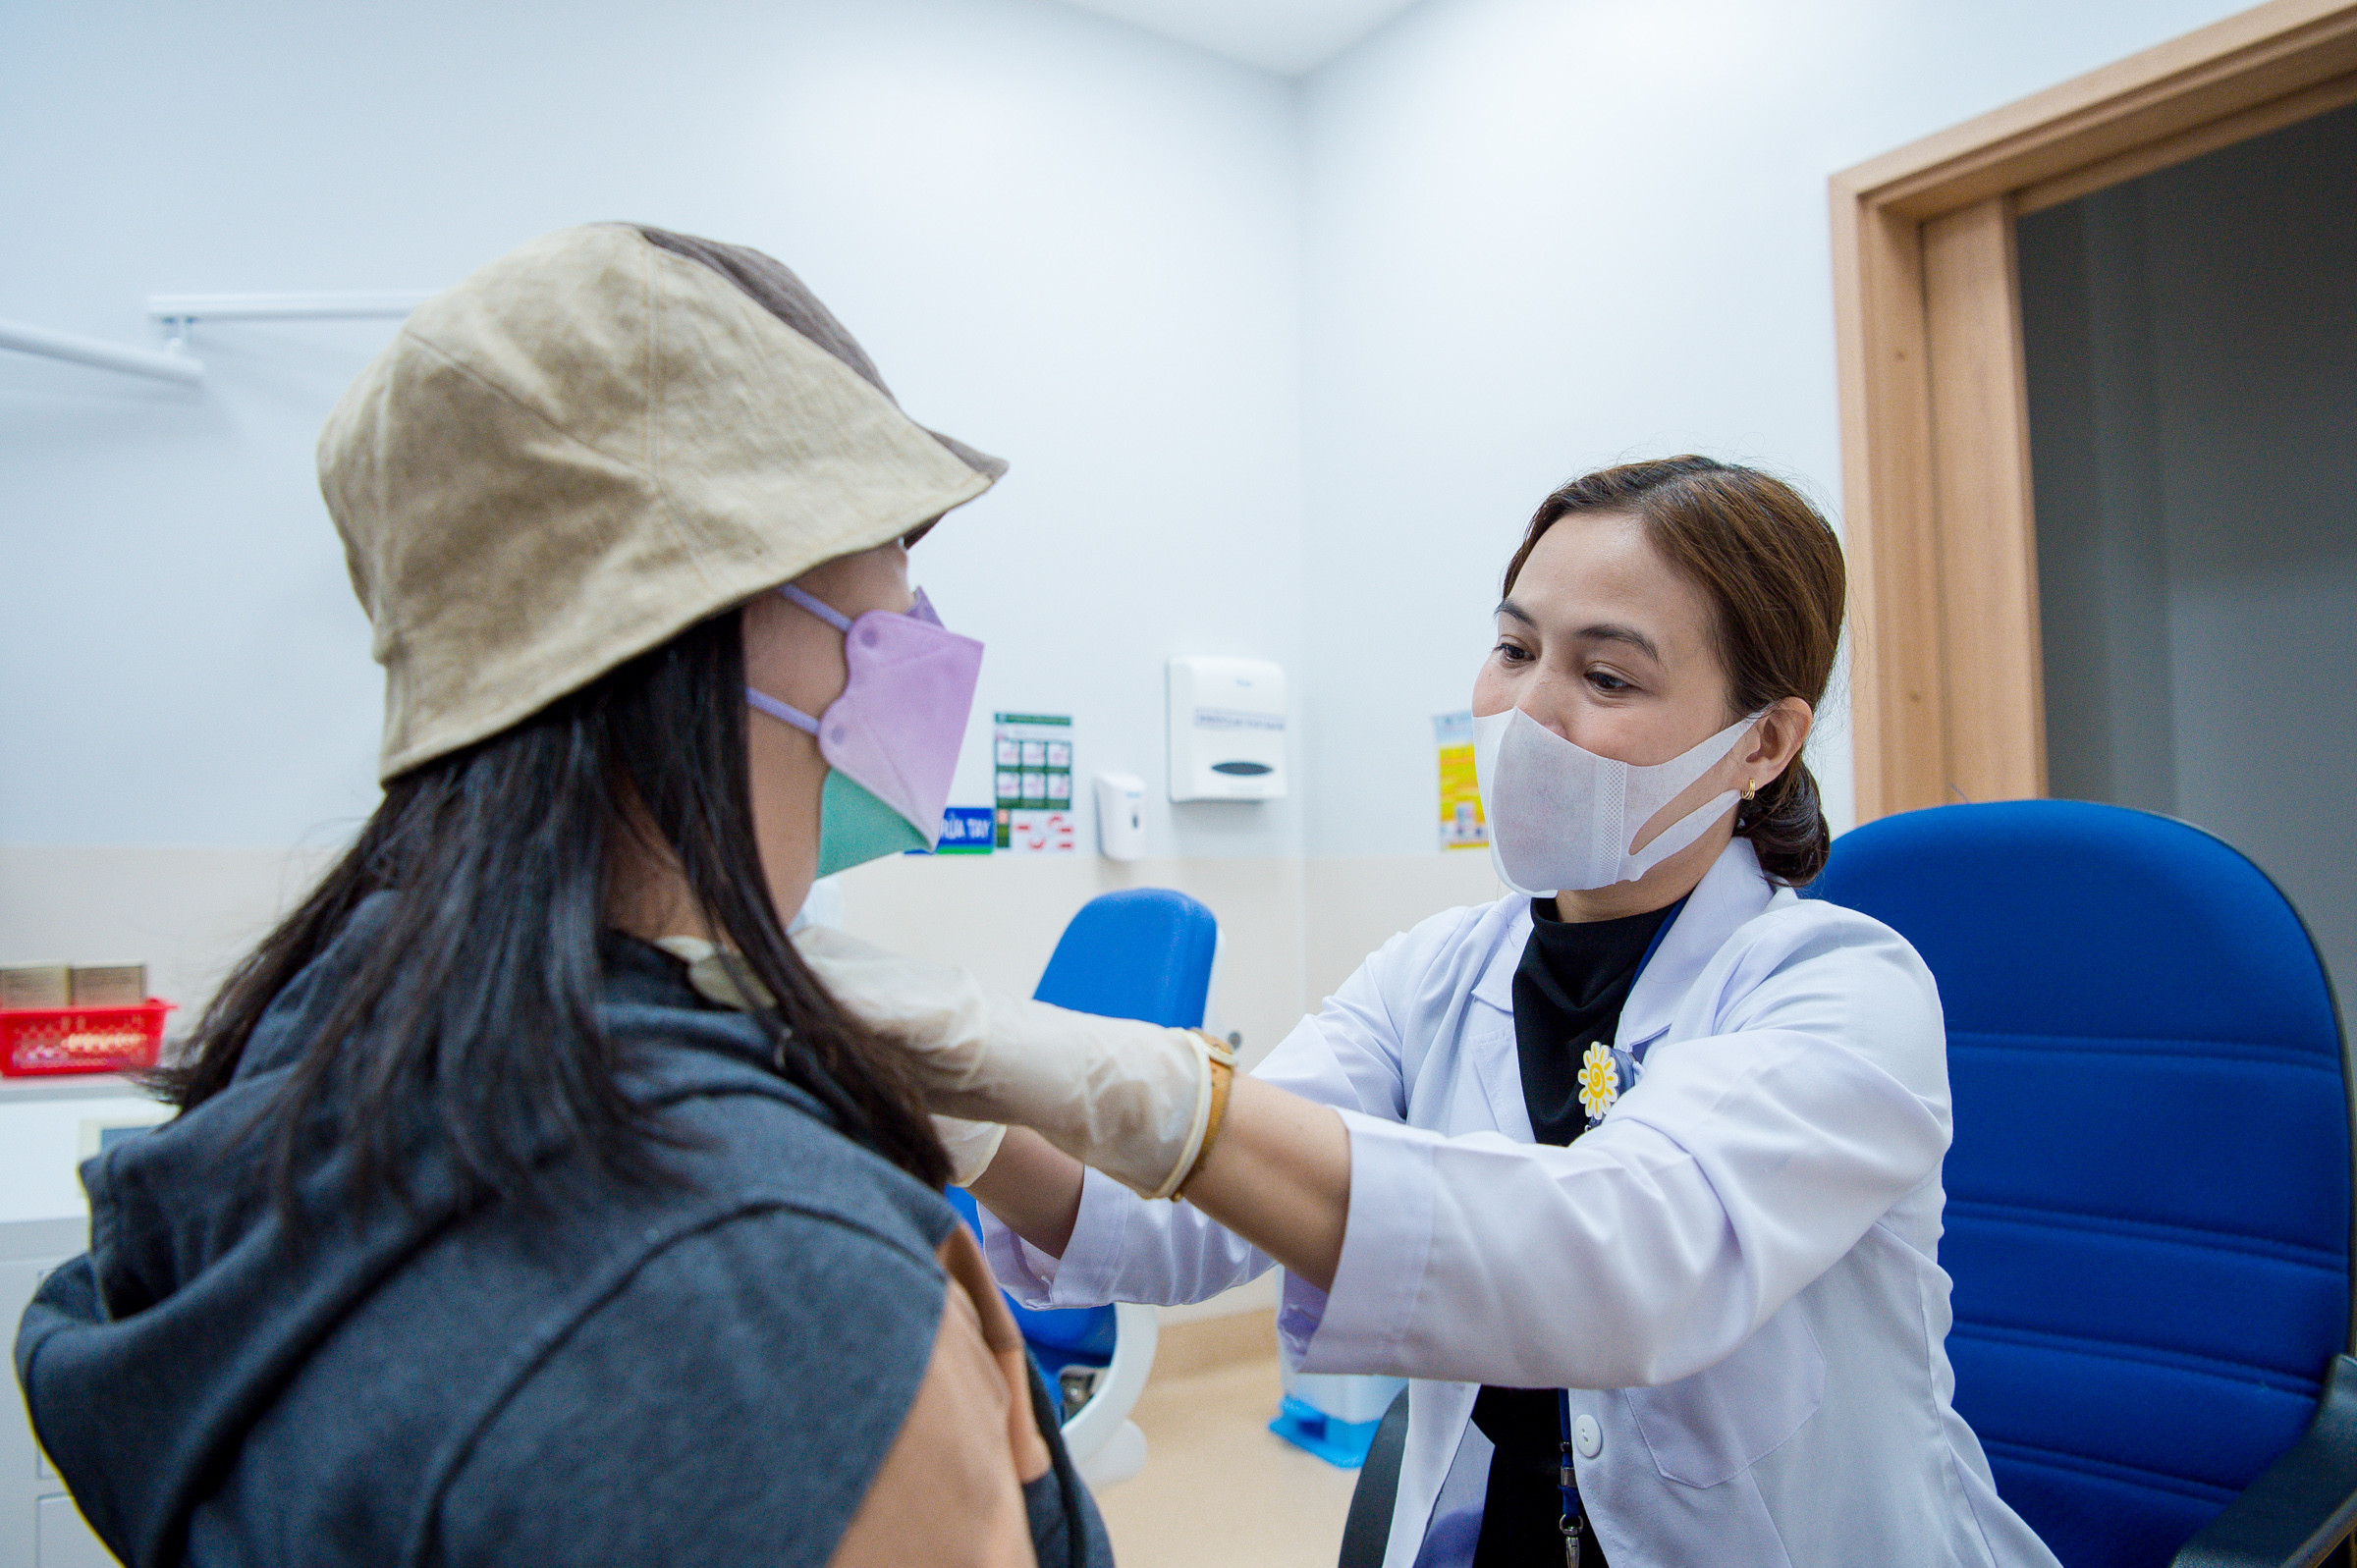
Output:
[[1620, 708, 1776, 862], [749, 581, 946, 731], [746, 687, 820, 734], [746, 582, 852, 733], [774, 581, 853, 632]]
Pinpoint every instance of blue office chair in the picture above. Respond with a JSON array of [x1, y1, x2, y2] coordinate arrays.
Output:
[[956, 887, 1218, 1485], [1806, 800, 2357, 1568], [1032, 887, 1218, 1028]]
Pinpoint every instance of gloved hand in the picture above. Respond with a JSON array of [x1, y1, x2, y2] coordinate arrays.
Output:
[[794, 926, 1233, 1200], [932, 1115, 1008, 1188]]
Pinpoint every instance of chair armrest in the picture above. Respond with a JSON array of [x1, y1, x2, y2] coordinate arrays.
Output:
[[1338, 1387, 1411, 1568], [2173, 1354, 2357, 1568]]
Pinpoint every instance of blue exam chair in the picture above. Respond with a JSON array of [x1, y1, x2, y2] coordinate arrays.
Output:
[[1032, 887, 1219, 1028], [953, 887, 1217, 1485], [1806, 800, 2356, 1568]]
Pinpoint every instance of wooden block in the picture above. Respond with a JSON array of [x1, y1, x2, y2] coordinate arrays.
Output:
[[0, 965, 72, 1009], [69, 965, 147, 1006]]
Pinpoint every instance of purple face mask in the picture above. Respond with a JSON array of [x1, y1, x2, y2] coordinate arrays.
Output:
[[746, 584, 985, 874]]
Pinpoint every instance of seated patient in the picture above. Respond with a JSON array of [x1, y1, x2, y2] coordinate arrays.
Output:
[[14, 225, 1109, 1568]]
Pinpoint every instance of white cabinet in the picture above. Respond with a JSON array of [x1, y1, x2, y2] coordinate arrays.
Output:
[[31, 1496, 112, 1568], [2, 1072, 161, 1568], [4, 1239, 119, 1568]]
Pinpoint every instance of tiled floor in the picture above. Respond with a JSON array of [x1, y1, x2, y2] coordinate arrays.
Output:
[[1092, 1312, 1361, 1568]]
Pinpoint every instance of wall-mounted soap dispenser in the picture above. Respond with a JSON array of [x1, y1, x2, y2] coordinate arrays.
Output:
[[1095, 772, 1147, 860], [1167, 656, 1287, 801]]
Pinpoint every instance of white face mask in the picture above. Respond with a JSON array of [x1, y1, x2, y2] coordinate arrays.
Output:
[[1473, 707, 1763, 894]]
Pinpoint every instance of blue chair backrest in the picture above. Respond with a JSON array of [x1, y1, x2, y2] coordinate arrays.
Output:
[[980, 888, 1218, 1366], [943, 1185, 1116, 1358], [1033, 888, 1218, 1029], [1804, 800, 2349, 1568]]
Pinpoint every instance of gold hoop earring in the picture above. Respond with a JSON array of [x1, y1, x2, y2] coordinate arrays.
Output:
[[1741, 779, 1758, 801]]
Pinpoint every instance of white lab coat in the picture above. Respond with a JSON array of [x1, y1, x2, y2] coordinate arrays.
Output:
[[984, 838, 2061, 1568]]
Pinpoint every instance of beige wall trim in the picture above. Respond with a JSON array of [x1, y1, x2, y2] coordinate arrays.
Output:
[[1830, 0, 2357, 820], [1839, 0, 2357, 217], [1151, 1307, 1280, 1379], [2016, 65, 2357, 215], [4, 844, 1503, 1070], [1921, 197, 2046, 804]]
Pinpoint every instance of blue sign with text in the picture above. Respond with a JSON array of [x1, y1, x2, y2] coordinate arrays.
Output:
[[921, 804, 996, 855]]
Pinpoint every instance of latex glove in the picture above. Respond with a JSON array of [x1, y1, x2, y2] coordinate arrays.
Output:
[[795, 926, 1233, 1200], [933, 1115, 1008, 1188], [655, 936, 1008, 1187]]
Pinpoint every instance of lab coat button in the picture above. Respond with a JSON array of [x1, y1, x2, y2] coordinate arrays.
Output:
[[1573, 1414, 1602, 1460]]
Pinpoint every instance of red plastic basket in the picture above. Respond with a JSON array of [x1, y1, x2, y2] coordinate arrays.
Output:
[[0, 1000, 174, 1077]]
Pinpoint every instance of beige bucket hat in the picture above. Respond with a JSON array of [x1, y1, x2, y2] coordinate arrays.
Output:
[[318, 223, 1005, 782]]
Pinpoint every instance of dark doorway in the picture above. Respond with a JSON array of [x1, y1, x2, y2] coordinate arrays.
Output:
[[2019, 100, 2357, 1004]]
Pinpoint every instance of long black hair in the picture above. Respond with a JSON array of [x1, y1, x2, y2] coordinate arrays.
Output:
[[155, 606, 952, 1208]]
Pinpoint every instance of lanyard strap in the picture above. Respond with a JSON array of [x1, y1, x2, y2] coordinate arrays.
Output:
[[1553, 892, 1687, 1562], [1623, 892, 1685, 1060], [1557, 1391, 1582, 1564]]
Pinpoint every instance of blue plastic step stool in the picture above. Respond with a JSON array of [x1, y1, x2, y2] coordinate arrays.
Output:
[[1270, 1394, 1388, 1468]]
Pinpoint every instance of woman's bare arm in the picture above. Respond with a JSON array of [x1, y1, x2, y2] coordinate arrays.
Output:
[[966, 1129, 1086, 1258], [969, 1078, 1352, 1292], [1179, 1078, 1351, 1291]]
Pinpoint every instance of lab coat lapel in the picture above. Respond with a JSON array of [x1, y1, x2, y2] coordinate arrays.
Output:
[[1468, 900, 1526, 1016], [1465, 900, 1534, 1139], [1463, 847, 1787, 1126], [1616, 837, 1781, 1055]]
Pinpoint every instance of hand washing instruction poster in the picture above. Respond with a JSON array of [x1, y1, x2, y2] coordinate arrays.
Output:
[[1434, 711, 1488, 851], [995, 712, 1076, 854]]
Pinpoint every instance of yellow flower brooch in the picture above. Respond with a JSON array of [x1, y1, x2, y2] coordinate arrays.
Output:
[[1578, 1041, 1620, 1123], [1577, 1040, 1645, 1129]]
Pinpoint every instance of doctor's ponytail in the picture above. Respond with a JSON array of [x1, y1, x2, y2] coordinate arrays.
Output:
[[1505, 457, 1846, 887]]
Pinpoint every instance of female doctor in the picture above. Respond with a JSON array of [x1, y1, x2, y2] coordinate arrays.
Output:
[[803, 457, 2060, 1568]]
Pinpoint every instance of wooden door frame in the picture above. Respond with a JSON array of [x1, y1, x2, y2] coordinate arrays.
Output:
[[1831, 0, 2357, 821]]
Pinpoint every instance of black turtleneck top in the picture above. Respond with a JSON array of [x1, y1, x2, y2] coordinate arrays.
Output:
[[1467, 895, 1680, 1568]]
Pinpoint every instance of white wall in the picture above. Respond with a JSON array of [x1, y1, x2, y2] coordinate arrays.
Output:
[[1292, 0, 2259, 858], [2, 0, 2293, 1043], [1, 0, 1323, 1042], [1, 0, 1306, 861]]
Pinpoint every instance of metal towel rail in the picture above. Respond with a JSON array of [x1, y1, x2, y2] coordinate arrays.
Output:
[[2, 291, 435, 387]]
